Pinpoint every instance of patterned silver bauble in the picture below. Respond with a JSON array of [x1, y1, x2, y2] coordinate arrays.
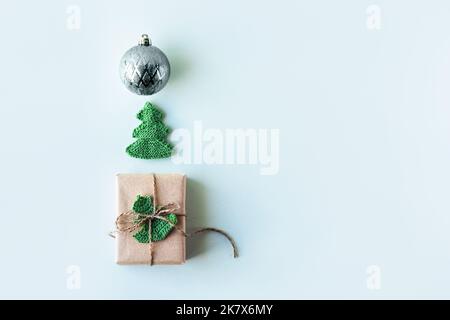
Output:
[[119, 34, 170, 95]]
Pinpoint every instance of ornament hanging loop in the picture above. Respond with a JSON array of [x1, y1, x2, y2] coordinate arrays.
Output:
[[139, 34, 151, 46]]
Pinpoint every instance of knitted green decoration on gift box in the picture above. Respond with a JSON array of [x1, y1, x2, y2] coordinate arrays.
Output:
[[132, 195, 178, 243], [126, 102, 173, 159]]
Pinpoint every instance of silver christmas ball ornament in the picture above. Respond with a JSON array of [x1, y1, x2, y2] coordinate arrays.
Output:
[[119, 34, 170, 95]]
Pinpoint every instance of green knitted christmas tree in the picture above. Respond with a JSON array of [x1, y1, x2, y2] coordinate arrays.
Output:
[[126, 102, 173, 159]]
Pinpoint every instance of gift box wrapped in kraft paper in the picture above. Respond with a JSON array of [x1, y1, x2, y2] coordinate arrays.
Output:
[[116, 173, 186, 265]]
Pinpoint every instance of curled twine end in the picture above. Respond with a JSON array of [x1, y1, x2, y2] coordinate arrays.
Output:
[[188, 227, 239, 258]]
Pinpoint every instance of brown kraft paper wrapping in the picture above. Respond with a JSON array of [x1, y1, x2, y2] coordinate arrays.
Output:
[[116, 173, 186, 265]]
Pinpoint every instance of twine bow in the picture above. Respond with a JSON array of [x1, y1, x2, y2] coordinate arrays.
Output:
[[111, 174, 238, 265], [115, 202, 183, 234]]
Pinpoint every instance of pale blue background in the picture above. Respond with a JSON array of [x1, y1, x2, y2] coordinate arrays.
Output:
[[0, 0, 449, 299]]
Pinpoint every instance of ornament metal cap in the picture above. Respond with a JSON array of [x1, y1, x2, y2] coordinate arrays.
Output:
[[139, 34, 151, 46]]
